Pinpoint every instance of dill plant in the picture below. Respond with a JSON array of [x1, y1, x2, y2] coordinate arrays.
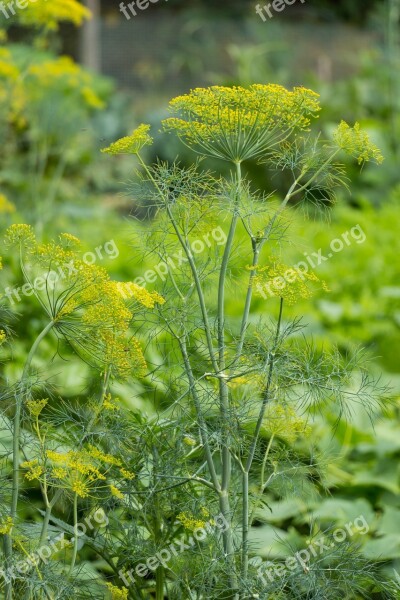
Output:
[[100, 84, 393, 599]]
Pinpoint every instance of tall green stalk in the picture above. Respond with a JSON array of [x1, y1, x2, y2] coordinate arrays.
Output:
[[215, 162, 242, 590], [241, 298, 283, 579], [68, 493, 79, 576], [3, 320, 54, 600]]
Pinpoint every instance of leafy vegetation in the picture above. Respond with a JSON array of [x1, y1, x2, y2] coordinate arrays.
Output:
[[1, 2, 400, 599]]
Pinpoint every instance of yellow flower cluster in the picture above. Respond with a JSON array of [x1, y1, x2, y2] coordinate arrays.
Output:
[[3, 226, 162, 379], [27, 57, 104, 109], [183, 435, 197, 447], [0, 49, 19, 81], [4, 224, 36, 249], [0, 194, 16, 214], [120, 467, 135, 480], [20, 459, 44, 481], [262, 402, 311, 443], [45, 449, 108, 498], [0, 516, 13, 535], [21, 444, 133, 499], [162, 84, 321, 162], [177, 511, 208, 531], [109, 484, 124, 499], [26, 398, 48, 417], [17, 0, 90, 30], [254, 262, 329, 305], [101, 124, 153, 155], [103, 394, 120, 412], [116, 281, 165, 308], [0, 330, 6, 345], [59, 232, 81, 247], [333, 121, 383, 164], [87, 445, 122, 467], [0, 48, 104, 130], [105, 583, 129, 600]]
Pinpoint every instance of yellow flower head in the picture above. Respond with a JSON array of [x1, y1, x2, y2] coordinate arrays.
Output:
[[21, 459, 44, 481], [177, 511, 207, 531], [4, 224, 36, 249], [254, 262, 329, 305], [26, 398, 48, 417], [0, 53, 19, 80], [119, 468, 135, 480], [0, 516, 13, 535], [18, 0, 90, 30], [105, 583, 129, 600], [0, 194, 16, 214], [333, 121, 383, 165], [262, 402, 311, 443], [71, 480, 90, 498], [110, 484, 124, 500], [59, 233, 81, 247], [162, 84, 320, 162], [0, 330, 6, 345], [46, 449, 107, 497], [27, 56, 104, 110], [4, 228, 160, 379], [183, 435, 197, 447], [103, 394, 120, 412], [101, 125, 153, 156], [116, 281, 165, 308]]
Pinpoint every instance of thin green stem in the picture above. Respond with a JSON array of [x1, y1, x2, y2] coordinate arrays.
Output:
[[68, 493, 79, 576], [136, 153, 219, 373], [242, 298, 283, 579], [3, 320, 54, 600], [216, 161, 242, 592], [233, 178, 298, 372], [219, 163, 241, 494], [249, 433, 275, 526], [179, 338, 220, 491]]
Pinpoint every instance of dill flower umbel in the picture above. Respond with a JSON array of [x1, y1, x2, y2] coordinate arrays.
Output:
[[103, 394, 120, 412], [18, 0, 90, 30], [109, 484, 124, 500], [0, 194, 16, 214], [0, 330, 6, 345], [3, 226, 164, 379], [45, 449, 107, 498], [20, 459, 44, 481], [105, 583, 129, 600], [177, 511, 208, 531], [27, 57, 104, 110], [25, 398, 48, 417], [0, 516, 13, 535], [262, 402, 311, 443], [162, 84, 321, 163], [254, 262, 329, 305], [101, 124, 153, 156], [4, 224, 36, 249], [333, 121, 383, 165]]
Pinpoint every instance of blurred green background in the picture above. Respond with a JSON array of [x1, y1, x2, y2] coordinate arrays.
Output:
[[1, 0, 400, 583]]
